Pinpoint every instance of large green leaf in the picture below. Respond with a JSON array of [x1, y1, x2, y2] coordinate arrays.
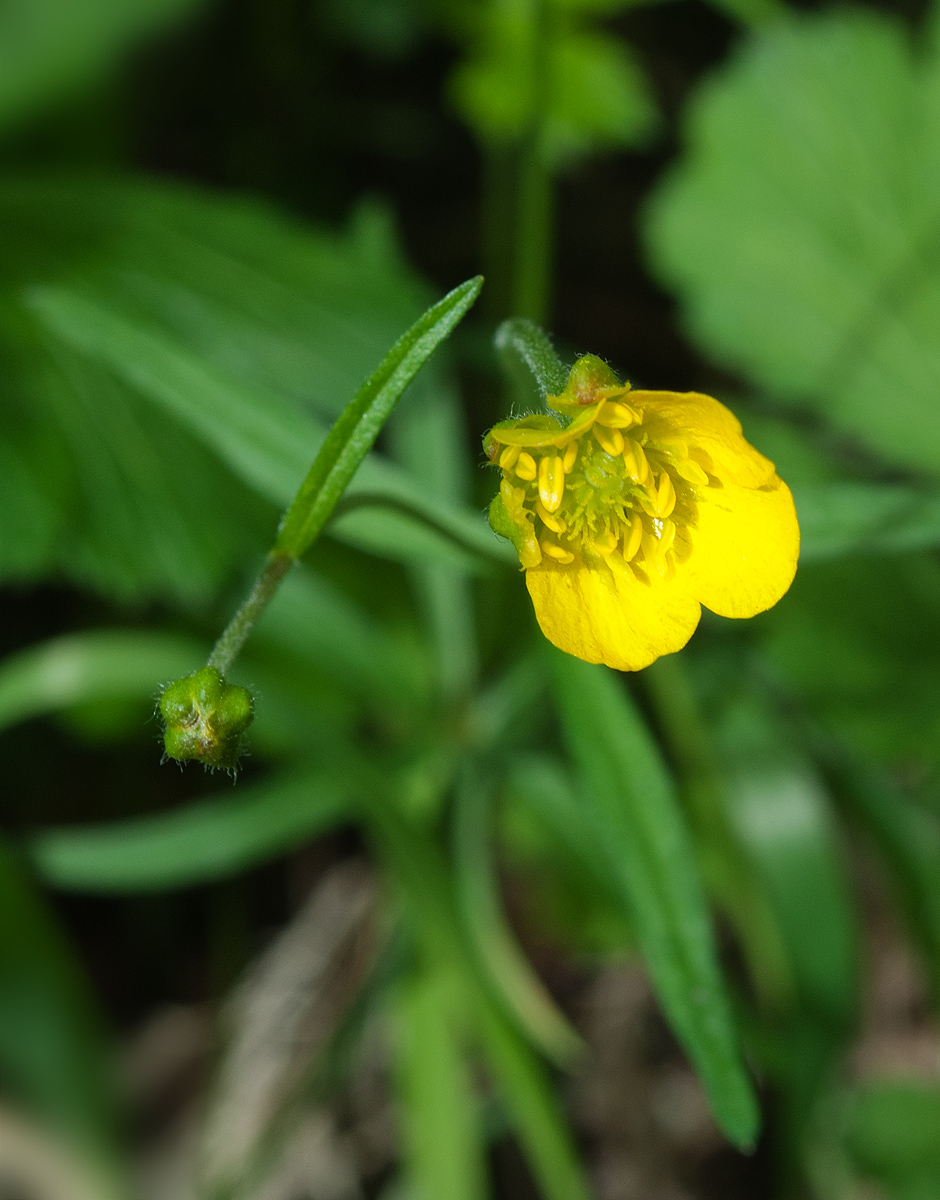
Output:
[[0, 177, 509, 598], [0, 0, 205, 133], [646, 9, 940, 476], [549, 650, 759, 1148]]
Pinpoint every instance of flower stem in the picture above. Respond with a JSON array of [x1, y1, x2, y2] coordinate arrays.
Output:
[[207, 553, 293, 676]]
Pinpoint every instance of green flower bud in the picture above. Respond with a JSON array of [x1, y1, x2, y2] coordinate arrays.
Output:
[[159, 666, 254, 770]]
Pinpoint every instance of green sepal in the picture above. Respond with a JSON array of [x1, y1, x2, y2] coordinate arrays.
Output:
[[488, 494, 525, 564], [159, 666, 254, 770], [550, 355, 623, 409]]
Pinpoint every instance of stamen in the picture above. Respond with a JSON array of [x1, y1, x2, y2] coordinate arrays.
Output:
[[675, 458, 709, 487], [660, 519, 677, 555], [515, 452, 537, 481], [563, 442, 578, 474], [624, 518, 643, 561], [598, 402, 638, 428], [623, 438, 650, 484], [541, 540, 575, 564], [654, 472, 676, 518], [592, 529, 618, 556], [537, 500, 567, 534], [594, 425, 624, 457], [499, 444, 521, 470], [538, 454, 565, 513]]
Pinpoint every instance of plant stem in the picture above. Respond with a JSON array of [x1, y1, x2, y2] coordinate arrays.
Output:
[[512, 0, 553, 325], [207, 553, 293, 676]]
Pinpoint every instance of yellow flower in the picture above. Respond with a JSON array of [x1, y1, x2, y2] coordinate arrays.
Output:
[[485, 355, 799, 671]]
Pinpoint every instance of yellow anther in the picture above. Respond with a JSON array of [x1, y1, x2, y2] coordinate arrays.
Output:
[[597, 401, 638, 428], [642, 530, 666, 574], [594, 424, 624, 457], [624, 518, 644, 561], [675, 457, 709, 487], [592, 529, 618, 556], [538, 454, 565, 513], [515, 452, 537, 481], [654, 472, 677, 518], [563, 442, 578, 474], [541, 540, 575, 564], [499, 444, 521, 470], [660, 518, 677, 555], [623, 438, 649, 484], [537, 500, 567, 534]]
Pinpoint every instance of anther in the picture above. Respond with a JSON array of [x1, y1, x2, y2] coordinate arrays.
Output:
[[675, 458, 709, 487], [537, 500, 567, 534], [623, 438, 649, 484], [515, 452, 537, 481], [660, 519, 677, 555], [541, 540, 575, 564], [592, 529, 618, 556], [598, 402, 638, 428], [624, 519, 643, 561], [594, 425, 624, 457], [499, 444, 521, 470], [655, 472, 676, 518], [563, 442, 578, 474], [538, 454, 565, 513]]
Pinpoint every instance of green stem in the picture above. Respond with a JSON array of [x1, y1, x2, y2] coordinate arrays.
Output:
[[512, 0, 553, 325], [207, 553, 293, 676]]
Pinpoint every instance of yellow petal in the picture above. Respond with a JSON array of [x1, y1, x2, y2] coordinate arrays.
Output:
[[684, 475, 799, 619], [526, 558, 702, 672], [632, 391, 776, 488]]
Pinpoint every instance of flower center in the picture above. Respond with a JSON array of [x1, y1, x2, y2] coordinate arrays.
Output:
[[495, 404, 711, 582]]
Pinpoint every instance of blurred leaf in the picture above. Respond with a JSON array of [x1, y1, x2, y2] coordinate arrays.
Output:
[[0, 630, 204, 734], [716, 696, 858, 1029], [0, 0, 206, 134], [795, 482, 940, 562], [762, 555, 940, 773], [274, 275, 483, 558], [844, 1081, 940, 1194], [833, 760, 940, 1007], [0, 177, 509, 598], [646, 9, 940, 476], [395, 961, 489, 1200], [360, 789, 593, 1200], [549, 650, 759, 1148], [28, 285, 511, 573], [28, 773, 352, 893], [0, 838, 113, 1152], [450, 1, 657, 166], [454, 767, 582, 1064]]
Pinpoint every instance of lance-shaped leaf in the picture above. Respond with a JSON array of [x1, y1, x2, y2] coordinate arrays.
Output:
[[549, 649, 759, 1148]]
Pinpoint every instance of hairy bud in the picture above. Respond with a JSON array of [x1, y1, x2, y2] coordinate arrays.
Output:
[[159, 667, 254, 770]]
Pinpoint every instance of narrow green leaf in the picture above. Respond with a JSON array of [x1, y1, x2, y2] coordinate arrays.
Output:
[[475, 999, 593, 1200], [273, 276, 483, 559], [359, 790, 594, 1200], [28, 773, 351, 893], [395, 961, 489, 1200], [0, 630, 204, 734], [454, 767, 582, 1064], [549, 650, 759, 1148], [27, 284, 512, 571]]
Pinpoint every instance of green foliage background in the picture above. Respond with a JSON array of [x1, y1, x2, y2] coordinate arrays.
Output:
[[3, 1, 940, 1197]]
